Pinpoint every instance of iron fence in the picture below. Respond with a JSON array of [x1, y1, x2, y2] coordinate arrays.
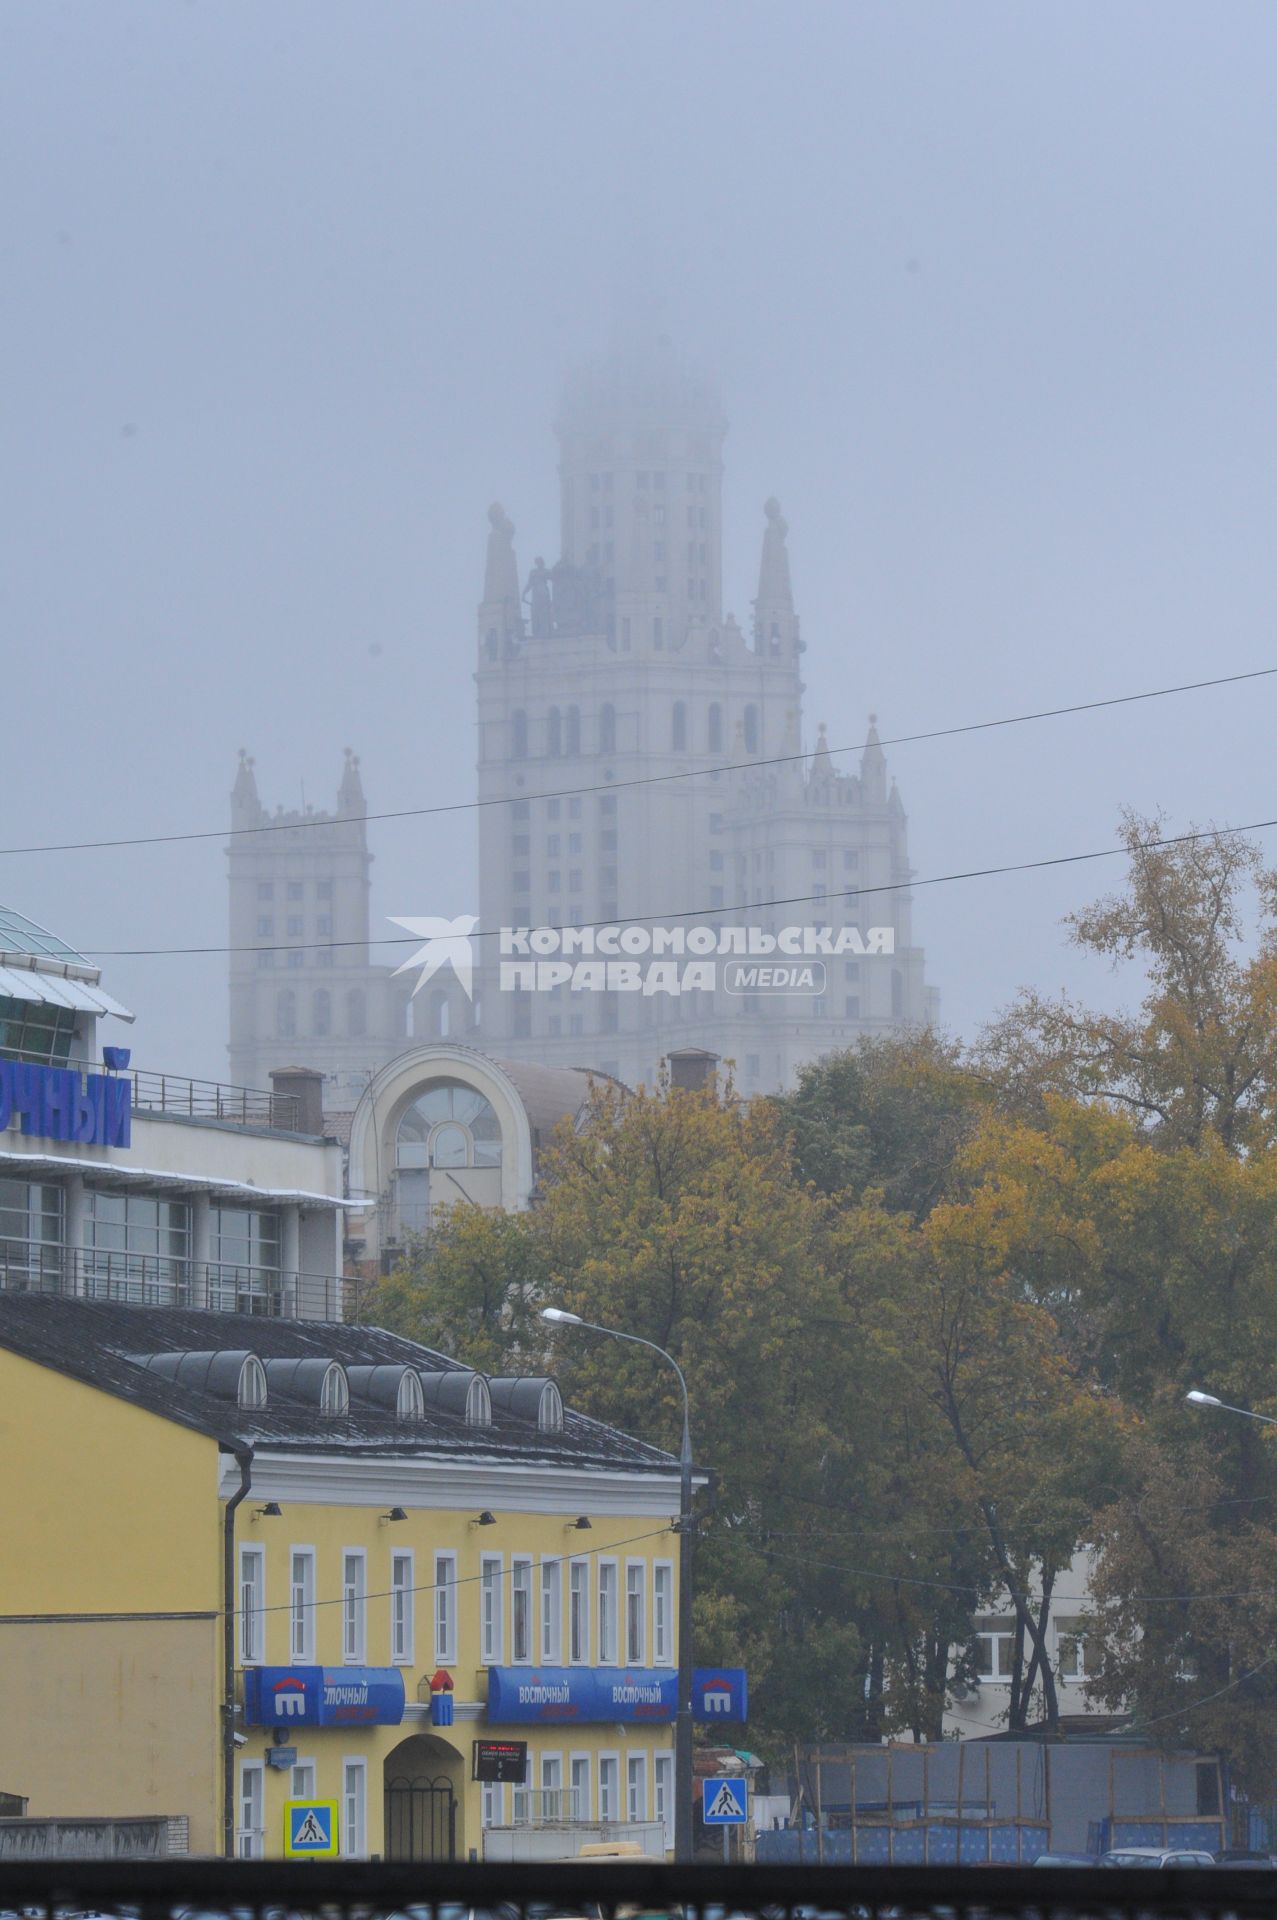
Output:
[[2, 1856, 1277, 1917], [126, 1069, 302, 1132], [0, 1248, 348, 1319]]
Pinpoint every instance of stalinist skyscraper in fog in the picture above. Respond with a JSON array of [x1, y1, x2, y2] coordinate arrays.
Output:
[[471, 341, 933, 1094], [228, 342, 934, 1103]]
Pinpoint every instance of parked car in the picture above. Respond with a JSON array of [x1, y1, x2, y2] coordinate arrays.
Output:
[[1032, 1852, 1097, 1866], [1213, 1849, 1276, 1868], [1100, 1846, 1217, 1867]]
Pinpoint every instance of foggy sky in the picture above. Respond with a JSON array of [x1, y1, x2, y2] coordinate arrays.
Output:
[[3, 0, 1275, 1082]]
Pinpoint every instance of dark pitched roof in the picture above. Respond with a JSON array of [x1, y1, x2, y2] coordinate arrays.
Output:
[[0, 1295, 676, 1475]]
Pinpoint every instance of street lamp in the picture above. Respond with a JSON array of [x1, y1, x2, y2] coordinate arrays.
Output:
[[541, 1305, 696, 1864], [1186, 1388, 1277, 1427]]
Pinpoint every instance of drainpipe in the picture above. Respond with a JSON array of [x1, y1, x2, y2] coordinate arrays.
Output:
[[222, 1447, 254, 1859]]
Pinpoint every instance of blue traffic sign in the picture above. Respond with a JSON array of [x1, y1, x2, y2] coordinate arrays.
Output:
[[284, 1799, 338, 1857], [702, 1776, 748, 1825]]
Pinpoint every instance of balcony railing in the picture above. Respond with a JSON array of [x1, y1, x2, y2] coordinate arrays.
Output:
[[0, 1247, 350, 1320], [125, 1068, 302, 1132]]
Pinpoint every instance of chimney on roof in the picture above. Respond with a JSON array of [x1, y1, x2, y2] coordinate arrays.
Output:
[[666, 1048, 720, 1093], [270, 1066, 326, 1135]]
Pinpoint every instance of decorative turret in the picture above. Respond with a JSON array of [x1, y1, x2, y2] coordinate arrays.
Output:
[[479, 502, 523, 656], [752, 498, 800, 657], [338, 748, 366, 817], [811, 721, 834, 778], [231, 749, 263, 830], [861, 714, 888, 805]]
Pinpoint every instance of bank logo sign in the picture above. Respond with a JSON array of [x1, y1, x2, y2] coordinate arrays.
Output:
[[242, 1665, 406, 1728]]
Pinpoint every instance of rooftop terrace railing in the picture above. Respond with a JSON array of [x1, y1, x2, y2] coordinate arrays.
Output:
[[0, 1248, 349, 1320]]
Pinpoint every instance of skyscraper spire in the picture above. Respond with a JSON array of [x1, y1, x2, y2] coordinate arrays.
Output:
[[231, 749, 262, 829], [753, 497, 799, 656], [861, 713, 887, 803], [338, 747, 366, 816]]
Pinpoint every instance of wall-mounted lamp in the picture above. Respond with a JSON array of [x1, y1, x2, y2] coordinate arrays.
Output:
[[566, 1515, 592, 1531], [252, 1502, 282, 1520], [472, 1510, 497, 1527], [380, 1506, 408, 1524]]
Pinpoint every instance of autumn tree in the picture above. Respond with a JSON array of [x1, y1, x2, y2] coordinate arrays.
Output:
[[367, 1204, 549, 1375]]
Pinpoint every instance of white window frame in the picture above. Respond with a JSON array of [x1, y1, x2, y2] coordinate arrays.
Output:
[[391, 1549, 415, 1666], [627, 1751, 648, 1823], [342, 1755, 367, 1858], [653, 1560, 673, 1666], [569, 1557, 590, 1664], [481, 1553, 504, 1665], [598, 1558, 618, 1665], [342, 1549, 367, 1664], [433, 1550, 457, 1665], [291, 1758, 316, 1800], [290, 1546, 316, 1664], [1055, 1615, 1090, 1682], [625, 1560, 647, 1666], [541, 1749, 564, 1822], [654, 1751, 674, 1853], [541, 1556, 563, 1665], [598, 1751, 620, 1823], [237, 1758, 264, 1858], [974, 1619, 1014, 1681], [481, 1780, 504, 1828], [239, 1545, 265, 1666], [512, 1556, 533, 1663], [570, 1750, 592, 1824]]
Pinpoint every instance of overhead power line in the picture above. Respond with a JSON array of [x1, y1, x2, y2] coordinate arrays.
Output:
[[1, 665, 1271, 858], [85, 812, 1277, 958]]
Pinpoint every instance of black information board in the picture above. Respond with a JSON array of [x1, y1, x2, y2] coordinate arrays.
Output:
[[473, 1739, 528, 1784]]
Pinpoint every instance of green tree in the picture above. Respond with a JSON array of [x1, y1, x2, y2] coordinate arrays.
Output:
[[366, 1204, 549, 1375]]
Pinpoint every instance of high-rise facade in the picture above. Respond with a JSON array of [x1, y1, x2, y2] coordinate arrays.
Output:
[[228, 346, 934, 1104]]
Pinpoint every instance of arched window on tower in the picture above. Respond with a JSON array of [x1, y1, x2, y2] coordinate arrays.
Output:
[[566, 706, 581, 756], [512, 710, 528, 760], [347, 989, 366, 1037], [600, 703, 616, 755], [312, 989, 331, 1037], [708, 703, 723, 753], [276, 990, 296, 1039], [430, 989, 450, 1039], [547, 707, 563, 757], [672, 702, 687, 751]]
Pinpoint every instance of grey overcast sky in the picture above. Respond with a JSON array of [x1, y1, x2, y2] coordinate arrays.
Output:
[[2, 0, 1274, 1079]]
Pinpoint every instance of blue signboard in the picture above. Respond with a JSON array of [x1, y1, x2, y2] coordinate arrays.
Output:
[[486, 1666, 677, 1725], [693, 1667, 748, 1722], [243, 1665, 406, 1728], [0, 1060, 131, 1149], [703, 1777, 748, 1826]]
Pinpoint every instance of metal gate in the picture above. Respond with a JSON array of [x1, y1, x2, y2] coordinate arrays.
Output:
[[384, 1772, 457, 1862]]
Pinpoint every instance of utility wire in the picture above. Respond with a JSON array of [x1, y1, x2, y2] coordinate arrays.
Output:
[[2, 666, 1271, 859], [83, 811, 1277, 958]]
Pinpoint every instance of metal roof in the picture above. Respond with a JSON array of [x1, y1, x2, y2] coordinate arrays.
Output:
[[0, 903, 134, 1022], [0, 905, 88, 965]]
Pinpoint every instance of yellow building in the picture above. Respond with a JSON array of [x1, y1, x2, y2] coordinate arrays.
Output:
[[0, 1296, 684, 1861]]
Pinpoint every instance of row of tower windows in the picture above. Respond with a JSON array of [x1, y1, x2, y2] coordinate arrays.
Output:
[[276, 989, 365, 1039], [585, 471, 710, 492], [511, 704, 760, 760], [256, 880, 333, 902]]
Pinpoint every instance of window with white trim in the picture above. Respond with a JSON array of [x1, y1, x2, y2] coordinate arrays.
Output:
[[571, 1753, 591, 1823], [481, 1781, 504, 1827], [342, 1757, 367, 1858], [289, 1548, 315, 1663], [239, 1546, 265, 1665], [973, 1616, 1014, 1680], [512, 1557, 533, 1663], [541, 1557, 562, 1664], [626, 1562, 646, 1665], [291, 1760, 316, 1800], [434, 1551, 457, 1664], [569, 1559, 590, 1663], [342, 1550, 366, 1664], [1055, 1615, 1093, 1681], [627, 1752, 648, 1823], [654, 1752, 673, 1852], [599, 1754, 620, 1822], [653, 1562, 673, 1666], [237, 1760, 264, 1858], [391, 1550, 414, 1665], [541, 1751, 564, 1821], [598, 1560, 618, 1664], [481, 1554, 503, 1664]]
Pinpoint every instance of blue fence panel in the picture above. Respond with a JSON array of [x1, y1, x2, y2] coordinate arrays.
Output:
[[927, 1826, 959, 1864], [960, 1827, 989, 1865], [892, 1829, 926, 1864]]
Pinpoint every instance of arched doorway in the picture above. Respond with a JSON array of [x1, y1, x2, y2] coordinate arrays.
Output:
[[384, 1733, 464, 1862]]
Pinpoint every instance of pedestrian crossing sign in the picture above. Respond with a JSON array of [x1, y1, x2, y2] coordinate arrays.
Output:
[[703, 1776, 748, 1825], [284, 1798, 339, 1857]]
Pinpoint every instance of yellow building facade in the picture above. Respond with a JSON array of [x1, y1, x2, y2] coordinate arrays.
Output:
[[0, 1296, 684, 1861]]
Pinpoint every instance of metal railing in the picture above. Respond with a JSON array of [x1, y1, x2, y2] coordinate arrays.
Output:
[[1, 1857, 1277, 1917], [0, 1247, 348, 1320], [127, 1068, 302, 1132]]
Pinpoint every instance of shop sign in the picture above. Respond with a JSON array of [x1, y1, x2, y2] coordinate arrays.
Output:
[[0, 1059, 131, 1149], [243, 1665, 406, 1727], [473, 1740, 528, 1783], [486, 1665, 676, 1724]]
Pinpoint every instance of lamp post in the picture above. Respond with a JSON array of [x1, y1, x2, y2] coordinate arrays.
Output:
[[1186, 1389, 1277, 1427], [541, 1306, 696, 1864]]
